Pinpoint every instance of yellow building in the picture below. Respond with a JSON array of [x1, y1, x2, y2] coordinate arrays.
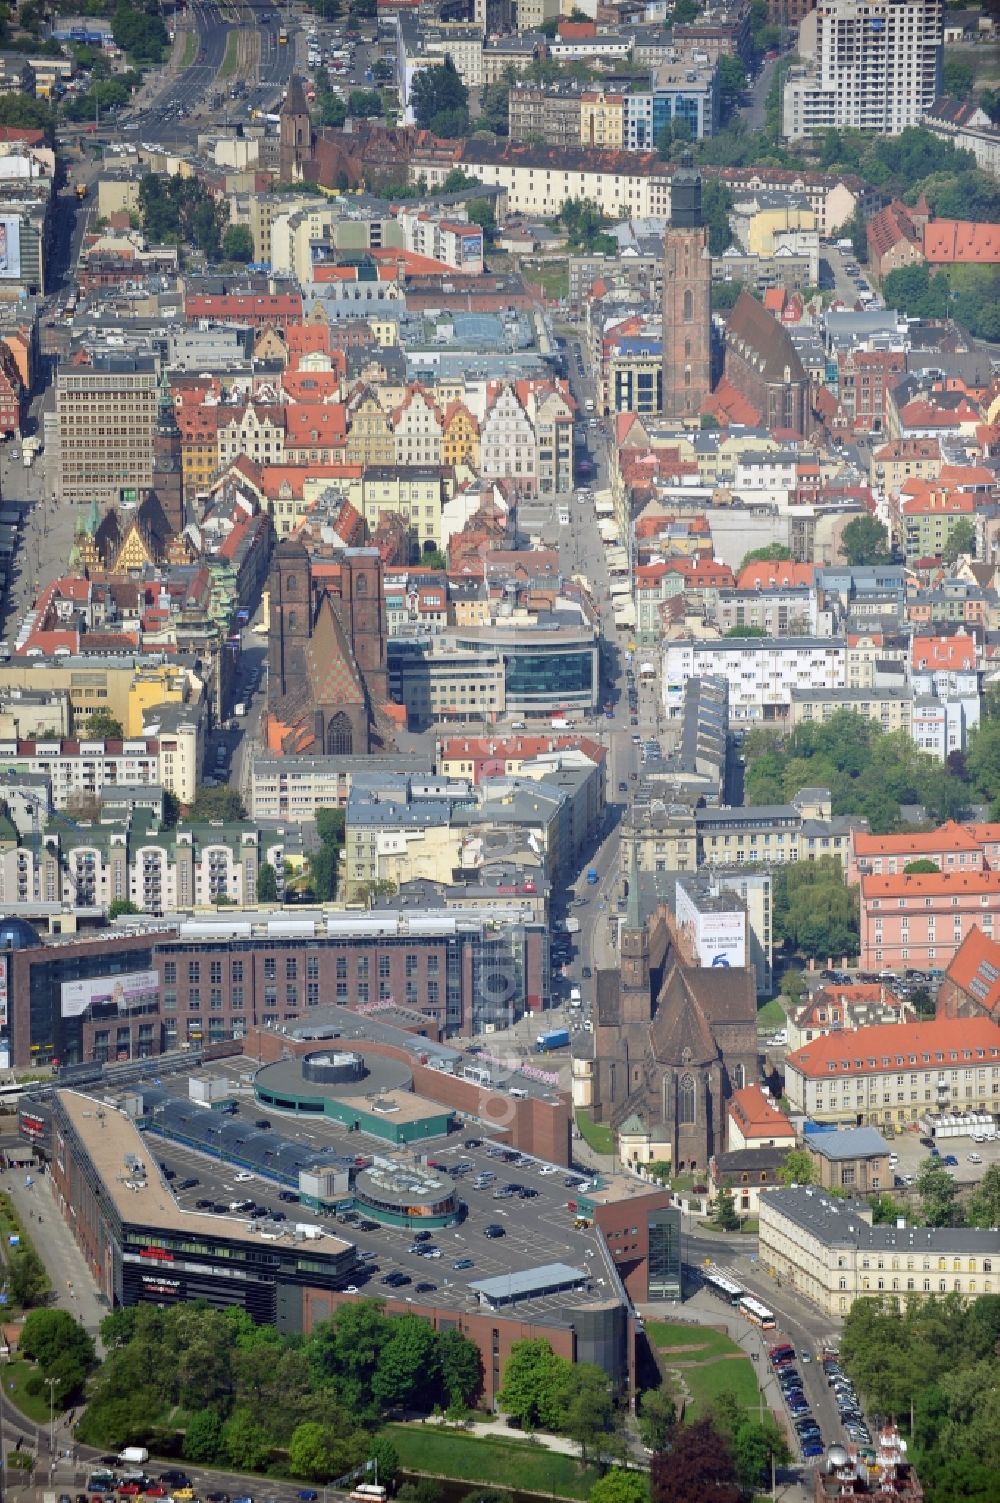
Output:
[[96, 179, 140, 219], [747, 203, 816, 257], [361, 468, 445, 549], [0, 661, 197, 738], [441, 402, 480, 470], [580, 92, 625, 148]]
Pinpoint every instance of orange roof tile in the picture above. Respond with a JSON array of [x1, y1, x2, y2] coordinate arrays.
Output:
[[944, 926, 1000, 1017], [786, 1016, 1000, 1079], [728, 1085, 796, 1138], [861, 870, 1000, 900], [736, 561, 815, 590], [911, 633, 976, 670], [851, 821, 981, 858], [923, 220, 1000, 264]]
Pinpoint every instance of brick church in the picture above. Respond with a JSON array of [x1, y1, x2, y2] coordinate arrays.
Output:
[[266, 538, 393, 757], [591, 855, 758, 1172]]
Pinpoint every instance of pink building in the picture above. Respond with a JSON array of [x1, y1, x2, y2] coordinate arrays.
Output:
[[860, 869, 1000, 971]]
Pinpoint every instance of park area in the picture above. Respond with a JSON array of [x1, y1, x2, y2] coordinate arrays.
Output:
[[385, 1425, 598, 1500], [645, 1321, 760, 1422]]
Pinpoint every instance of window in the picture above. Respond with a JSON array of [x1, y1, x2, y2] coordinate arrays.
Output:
[[678, 1073, 696, 1124], [683, 289, 693, 322]]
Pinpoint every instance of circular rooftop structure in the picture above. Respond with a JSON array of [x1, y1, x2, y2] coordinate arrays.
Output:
[[354, 1163, 458, 1227], [0, 916, 41, 951], [255, 1048, 412, 1112]]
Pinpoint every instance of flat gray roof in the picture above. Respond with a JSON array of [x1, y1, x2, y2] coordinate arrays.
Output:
[[805, 1127, 890, 1160], [469, 1262, 588, 1303]]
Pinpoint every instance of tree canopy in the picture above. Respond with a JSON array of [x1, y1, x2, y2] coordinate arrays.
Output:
[[839, 515, 890, 566], [410, 56, 469, 135], [138, 173, 229, 261], [742, 712, 966, 835], [840, 1295, 1000, 1503]]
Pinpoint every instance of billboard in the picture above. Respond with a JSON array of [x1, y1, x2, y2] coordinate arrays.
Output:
[[60, 969, 160, 1019], [676, 884, 746, 970], [0, 216, 21, 280]]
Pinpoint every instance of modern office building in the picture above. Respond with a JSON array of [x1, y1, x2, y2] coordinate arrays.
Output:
[[56, 355, 159, 507], [783, 0, 943, 140]]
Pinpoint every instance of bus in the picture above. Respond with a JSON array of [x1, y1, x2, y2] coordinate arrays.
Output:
[[350, 1489, 387, 1503], [739, 1295, 776, 1330], [702, 1265, 744, 1306], [278, 26, 288, 42]]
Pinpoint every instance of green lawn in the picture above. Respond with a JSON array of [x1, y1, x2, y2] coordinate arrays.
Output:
[[647, 1321, 761, 1421], [521, 258, 569, 301], [4, 1359, 53, 1424], [756, 998, 786, 1028], [385, 1424, 599, 1499], [218, 30, 240, 80], [575, 1110, 615, 1155], [180, 30, 197, 69]]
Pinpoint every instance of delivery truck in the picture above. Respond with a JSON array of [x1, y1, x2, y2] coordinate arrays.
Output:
[[117, 1448, 149, 1466], [536, 1028, 570, 1052]]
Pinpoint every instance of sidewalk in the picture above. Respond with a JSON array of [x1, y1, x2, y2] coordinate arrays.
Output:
[[2, 1166, 106, 1352], [416, 1415, 583, 1457]]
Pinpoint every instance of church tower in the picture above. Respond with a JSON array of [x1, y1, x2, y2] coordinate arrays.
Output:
[[151, 368, 184, 536], [661, 156, 712, 421], [279, 76, 313, 184], [339, 548, 388, 703], [268, 538, 313, 701], [619, 841, 650, 1024]]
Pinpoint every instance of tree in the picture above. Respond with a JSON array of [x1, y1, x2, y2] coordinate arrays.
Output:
[[348, 88, 383, 117], [438, 1328, 482, 1407], [869, 1192, 903, 1225], [772, 858, 859, 961], [840, 515, 890, 566], [222, 1407, 273, 1472], [943, 56, 974, 98], [222, 224, 253, 263], [966, 1163, 1000, 1229], [702, 178, 734, 256], [497, 1339, 564, 1430], [943, 516, 976, 563], [410, 56, 469, 135], [442, 168, 481, 192], [558, 197, 617, 254], [465, 198, 495, 233], [904, 859, 939, 874], [560, 1363, 617, 1465], [724, 625, 767, 637], [712, 1394, 790, 1497], [189, 787, 246, 821], [589, 1471, 649, 1503], [368, 1436, 400, 1490], [373, 1314, 440, 1408], [777, 1148, 815, 1188], [916, 1157, 962, 1227], [650, 1419, 740, 1503], [739, 543, 792, 570], [109, 898, 140, 919], [182, 1410, 223, 1463], [289, 1420, 348, 1480], [84, 708, 124, 738], [112, 1, 168, 63], [637, 1383, 677, 1453], [669, 0, 701, 23], [7, 1246, 47, 1308], [831, 204, 868, 264], [256, 863, 279, 903], [479, 79, 511, 136], [712, 1186, 740, 1231], [20, 1309, 95, 1371], [717, 53, 745, 102]]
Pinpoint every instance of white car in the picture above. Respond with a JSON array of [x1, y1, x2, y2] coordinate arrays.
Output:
[[234, 1171, 254, 1183], [968, 1152, 983, 1164], [539, 1164, 558, 1175]]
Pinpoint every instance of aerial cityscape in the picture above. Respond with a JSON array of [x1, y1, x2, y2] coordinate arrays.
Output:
[[0, 1, 995, 1502]]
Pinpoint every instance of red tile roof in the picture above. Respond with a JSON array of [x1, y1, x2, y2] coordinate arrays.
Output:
[[728, 1085, 795, 1138], [861, 870, 1000, 901], [944, 927, 1000, 1017], [923, 220, 1000, 264], [786, 1016, 1000, 1079], [736, 561, 815, 590], [911, 633, 976, 671], [851, 821, 981, 858]]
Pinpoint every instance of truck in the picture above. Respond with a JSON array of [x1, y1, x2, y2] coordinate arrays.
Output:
[[564, 916, 581, 934], [586, 867, 599, 884], [296, 1222, 324, 1239], [75, 182, 87, 200], [234, 701, 247, 717], [117, 1448, 149, 1467], [536, 1028, 570, 1053]]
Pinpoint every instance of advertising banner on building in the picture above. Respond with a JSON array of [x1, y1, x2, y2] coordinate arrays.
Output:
[[61, 969, 159, 1019], [0, 217, 22, 280], [0, 952, 7, 1029]]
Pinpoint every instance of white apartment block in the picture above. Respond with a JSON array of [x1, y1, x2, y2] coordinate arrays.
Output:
[[663, 637, 847, 724], [0, 738, 189, 809], [416, 149, 672, 221], [783, 0, 943, 140]]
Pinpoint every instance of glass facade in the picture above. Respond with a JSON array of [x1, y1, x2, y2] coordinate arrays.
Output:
[[503, 648, 594, 708], [27, 946, 158, 1067], [648, 1206, 682, 1298]]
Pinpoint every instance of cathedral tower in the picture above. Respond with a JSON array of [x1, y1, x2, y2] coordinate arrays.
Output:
[[279, 76, 313, 184], [661, 156, 712, 421], [151, 368, 184, 535]]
